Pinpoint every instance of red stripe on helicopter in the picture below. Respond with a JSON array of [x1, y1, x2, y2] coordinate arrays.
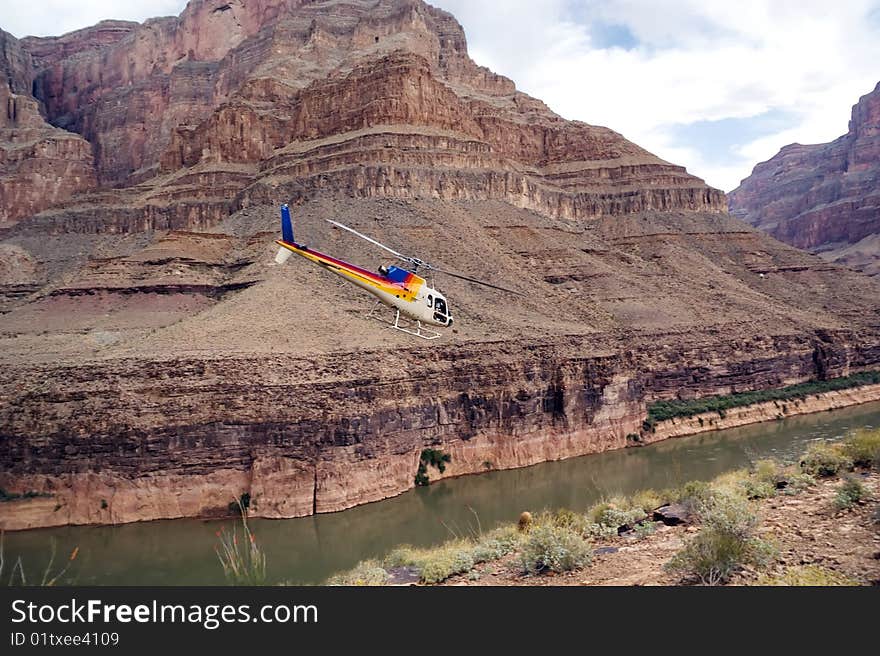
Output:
[[278, 240, 410, 288]]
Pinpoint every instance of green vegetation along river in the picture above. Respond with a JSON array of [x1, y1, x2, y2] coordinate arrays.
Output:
[[4, 401, 879, 585]]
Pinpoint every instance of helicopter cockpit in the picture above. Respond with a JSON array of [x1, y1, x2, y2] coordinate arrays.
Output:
[[428, 294, 451, 325]]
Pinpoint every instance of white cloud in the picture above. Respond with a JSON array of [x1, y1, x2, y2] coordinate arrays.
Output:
[[434, 0, 880, 191], [4, 0, 879, 191]]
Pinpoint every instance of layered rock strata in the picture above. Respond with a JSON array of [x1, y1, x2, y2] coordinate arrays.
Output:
[[729, 82, 880, 276], [2, 326, 879, 530], [2, 0, 722, 231], [0, 29, 96, 228]]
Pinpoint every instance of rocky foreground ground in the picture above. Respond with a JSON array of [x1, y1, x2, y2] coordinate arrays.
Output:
[[441, 472, 880, 586], [326, 432, 880, 586]]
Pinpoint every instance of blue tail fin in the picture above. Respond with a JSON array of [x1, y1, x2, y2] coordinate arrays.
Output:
[[281, 204, 294, 243]]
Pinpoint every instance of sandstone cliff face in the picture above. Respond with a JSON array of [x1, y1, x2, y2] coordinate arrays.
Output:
[[0, 29, 96, 227], [648, 383, 880, 443], [2, 328, 878, 530], [3, 0, 722, 229], [729, 82, 880, 276], [155, 50, 722, 225]]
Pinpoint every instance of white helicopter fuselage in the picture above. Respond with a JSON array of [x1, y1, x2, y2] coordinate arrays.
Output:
[[274, 239, 453, 327]]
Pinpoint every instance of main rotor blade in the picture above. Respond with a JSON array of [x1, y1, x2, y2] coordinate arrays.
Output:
[[326, 220, 411, 262], [430, 266, 524, 296], [326, 219, 520, 295]]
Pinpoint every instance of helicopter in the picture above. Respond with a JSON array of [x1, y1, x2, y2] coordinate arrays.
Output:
[[273, 204, 520, 339]]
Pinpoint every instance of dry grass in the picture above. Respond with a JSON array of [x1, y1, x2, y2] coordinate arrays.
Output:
[[215, 505, 267, 585], [0, 531, 78, 586]]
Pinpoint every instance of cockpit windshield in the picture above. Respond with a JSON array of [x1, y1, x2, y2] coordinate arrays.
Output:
[[433, 296, 449, 324]]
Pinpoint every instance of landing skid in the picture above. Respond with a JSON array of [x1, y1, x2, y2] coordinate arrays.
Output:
[[367, 304, 442, 340]]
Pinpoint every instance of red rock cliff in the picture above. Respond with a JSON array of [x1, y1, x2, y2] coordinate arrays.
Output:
[[6, 0, 723, 226], [729, 82, 880, 276], [0, 29, 96, 227]]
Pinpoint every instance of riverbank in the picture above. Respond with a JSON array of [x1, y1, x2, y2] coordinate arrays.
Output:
[[327, 429, 880, 586], [2, 403, 877, 585], [646, 381, 880, 443], [2, 373, 880, 532]]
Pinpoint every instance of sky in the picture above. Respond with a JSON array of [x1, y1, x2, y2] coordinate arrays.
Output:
[[4, 0, 880, 192]]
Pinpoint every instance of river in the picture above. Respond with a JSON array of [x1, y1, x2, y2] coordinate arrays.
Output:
[[4, 401, 879, 585]]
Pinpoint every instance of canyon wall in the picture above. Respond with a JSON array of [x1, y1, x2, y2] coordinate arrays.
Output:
[[0, 29, 96, 228], [648, 383, 880, 443], [729, 82, 880, 276], [2, 329, 878, 530], [1, 0, 723, 233]]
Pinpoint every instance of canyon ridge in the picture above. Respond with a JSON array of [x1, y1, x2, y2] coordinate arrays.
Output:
[[2, 0, 880, 530], [729, 81, 880, 277]]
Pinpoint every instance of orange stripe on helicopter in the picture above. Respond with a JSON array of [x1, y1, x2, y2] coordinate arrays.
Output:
[[275, 239, 424, 301]]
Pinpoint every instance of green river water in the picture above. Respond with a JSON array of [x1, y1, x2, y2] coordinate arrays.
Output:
[[4, 401, 879, 585]]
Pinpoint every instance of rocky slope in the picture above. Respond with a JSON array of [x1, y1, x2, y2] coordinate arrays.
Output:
[[729, 82, 880, 276], [2, 0, 880, 530]]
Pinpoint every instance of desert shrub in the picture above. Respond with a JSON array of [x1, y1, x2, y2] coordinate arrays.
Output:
[[544, 508, 589, 533], [780, 470, 815, 495], [711, 468, 750, 492], [585, 499, 643, 538], [799, 442, 852, 477], [732, 461, 814, 496], [383, 546, 419, 569], [595, 506, 643, 531], [833, 477, 868, 511], [414, 448, 451, 486], [519, 524, 592, 574], [469, 540, 506, 564], [378, 528, 519, 585], [740, 478, 777, 500], [326, 560, 390, 586], [633, 521, 657, 539], [630, 489, 664, 513], [419, 544, 475, 584], [587, 501, 615, 525], [471, 527, 520, 563], [227, 492, 251, 515], [753, 460, 785, 486], [665, 492, 774, 585], [384, 541, 475, 584], [421, 448, 451, 472], [0, 489, 51, 503], [656, 487, 680, 505], [585, 523, 618, 539], [675, 480, 718, 511], [755, 565, 859, 587], [840, 428, 880, 468], [646, 371, 880, 424]]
